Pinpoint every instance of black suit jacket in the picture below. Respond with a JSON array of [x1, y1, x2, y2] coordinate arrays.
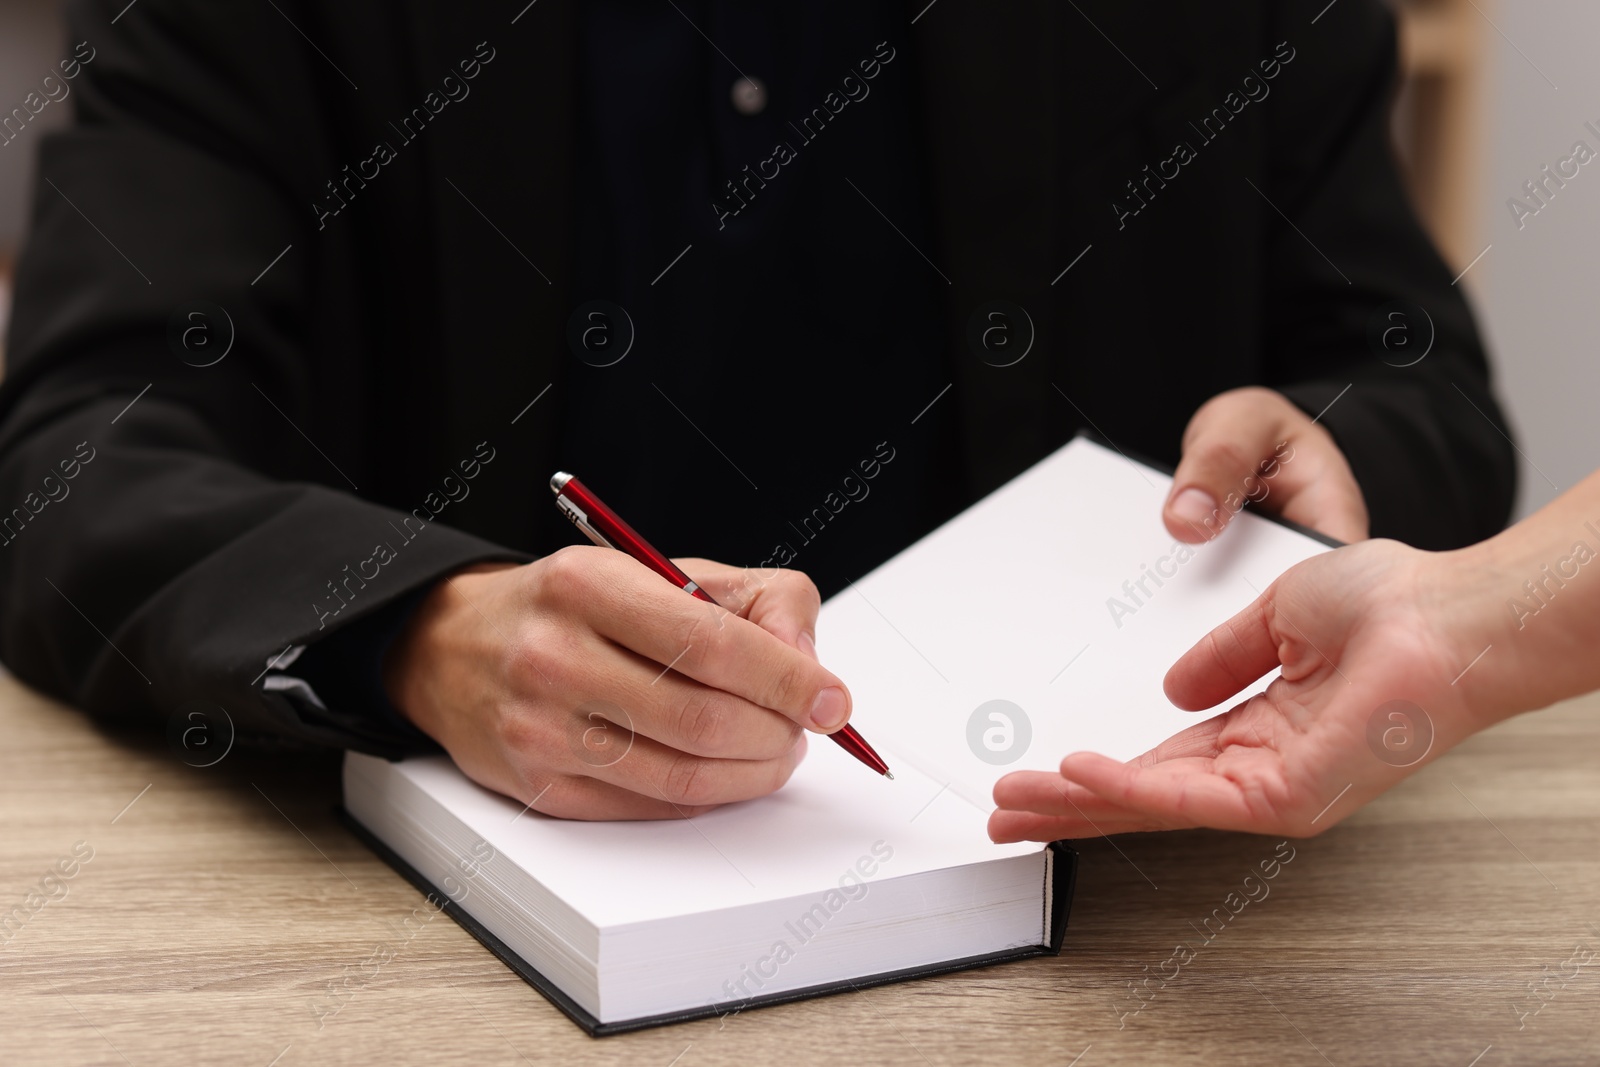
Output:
[[0, 0, 1515, 754]]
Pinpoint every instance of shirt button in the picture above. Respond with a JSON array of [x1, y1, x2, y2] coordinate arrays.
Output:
[[730, 76, 767, 116]]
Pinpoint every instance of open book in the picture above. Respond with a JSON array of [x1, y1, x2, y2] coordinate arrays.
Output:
[[343, 435, 1333, 1033]]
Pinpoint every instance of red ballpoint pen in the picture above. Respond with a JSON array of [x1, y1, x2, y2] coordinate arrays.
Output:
[[550, 471, 893, 779]]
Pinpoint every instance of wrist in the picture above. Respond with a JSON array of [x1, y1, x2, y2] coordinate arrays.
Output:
[[1428, 522, 1600, 728], [1420, 543, 1519, 728], [381, 561, 520, 736]]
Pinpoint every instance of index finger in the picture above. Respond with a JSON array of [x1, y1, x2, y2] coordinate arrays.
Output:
[[674, 559, 823, 653], [569, 553, 852, 733], [1164, 591, 1280, 711]]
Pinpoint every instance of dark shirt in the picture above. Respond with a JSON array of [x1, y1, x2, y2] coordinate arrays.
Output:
[[562, 0, 957, 598], [299, 2, 958, 727], [0, 0, 1517, 757]]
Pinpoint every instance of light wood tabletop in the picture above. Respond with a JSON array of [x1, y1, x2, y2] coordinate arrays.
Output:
[[3, 666, 1598, 1067]]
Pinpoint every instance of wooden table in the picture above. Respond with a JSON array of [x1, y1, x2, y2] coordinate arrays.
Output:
[[3, 667, 1597, 1067]]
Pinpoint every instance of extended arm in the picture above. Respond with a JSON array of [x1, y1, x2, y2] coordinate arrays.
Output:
[[993, 466, 1600, 841]]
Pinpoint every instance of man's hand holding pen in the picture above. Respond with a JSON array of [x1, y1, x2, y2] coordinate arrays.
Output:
[[382, 552, 854, 820]]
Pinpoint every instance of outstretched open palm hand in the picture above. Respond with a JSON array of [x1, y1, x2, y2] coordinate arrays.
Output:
[[990, 540, 1489, 841]]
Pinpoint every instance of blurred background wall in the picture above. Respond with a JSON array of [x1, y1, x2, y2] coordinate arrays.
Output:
[[0, 0, 1592, 520], [1465, 2, 1600, 518], [0, 0, 69, 350], [0, 0, 67, 260]]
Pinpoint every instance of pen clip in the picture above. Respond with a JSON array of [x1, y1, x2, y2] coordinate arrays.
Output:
[[556, 494, 615, 550]]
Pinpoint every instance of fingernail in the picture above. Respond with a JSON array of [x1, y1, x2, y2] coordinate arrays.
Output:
[[797, 631, 818, 661], [809, 686, 849, 731], [1169, 487, 1217, 526]]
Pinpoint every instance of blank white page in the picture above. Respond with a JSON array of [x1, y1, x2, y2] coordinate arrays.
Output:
[[355, 741, 1039, 931], [348, 437, 1325, 939], [815, 437, 1331, 810]]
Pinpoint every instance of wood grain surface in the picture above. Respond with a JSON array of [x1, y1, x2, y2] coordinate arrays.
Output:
[[2, 667, 1597, 1067]]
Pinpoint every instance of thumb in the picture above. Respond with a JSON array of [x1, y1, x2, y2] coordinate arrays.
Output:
[[1165, 408, 1287, 544], [1164, 589, 1280, 711]]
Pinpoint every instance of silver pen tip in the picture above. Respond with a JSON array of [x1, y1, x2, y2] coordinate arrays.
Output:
[[884, 771, 895, 780], [550, 471, 573, 494]]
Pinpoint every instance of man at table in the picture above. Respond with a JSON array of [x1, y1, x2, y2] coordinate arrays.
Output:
[[0, 0, 1513, 819]]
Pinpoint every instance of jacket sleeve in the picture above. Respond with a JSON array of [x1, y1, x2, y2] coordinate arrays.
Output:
[[0, 0, 525, 756], [1259, 0, 1516, 549]]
